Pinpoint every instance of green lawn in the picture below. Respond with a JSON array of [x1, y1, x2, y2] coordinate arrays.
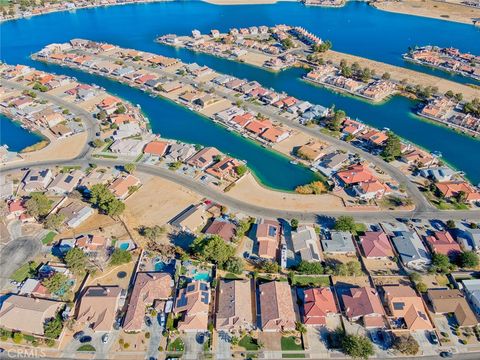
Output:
[[167, 337, 184, 352], [238, 335, 259, 351], [41, 231, 56, 245], [281, 336, 304, 358], [77, 344, 96, 352], [10, 262, 36, 282], [291, 275, 330, 287]]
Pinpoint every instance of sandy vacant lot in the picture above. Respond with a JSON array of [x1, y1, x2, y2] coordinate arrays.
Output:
[[229, 173, 346, 211], [124, 175, 202, 229], [21, 132, 88, 163], [372, 0, 480, 25], [323, 50, 480, 101]]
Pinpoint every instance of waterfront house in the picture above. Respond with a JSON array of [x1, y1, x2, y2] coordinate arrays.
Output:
[[108, 174, 141, 200], [296, 141, 327, 162], [245, 119, 273, 136], [47, 170, 84, 195], [203, 219, 236, 242], [256, 219, 281, 259], [170, 204, 208, 233], [260, 127, 290, 143], [174, 280, 210, 332], [111, 122, 142, 140], [435, 181, 480, 204], [22, 168, 53, 192], [259, 281, 296, 332], [383, 285, 433, 331], [76, 286, 122, 332], [401, 148, 437, 168], [342, 287, 385, 329], [342, 118, 365, 136], [303, 287, 339, 326], [353, 179, 391, 200], [425, 231, 461, 257], [427, 289, 478, 327], [463, 280, 480, 317], [216, 279, 254, 332], [0, 295, 64, 337], [143, 140, 170, 157], [359, 129, 389, 147], [391, 231, 431, 270], [164, 142, 197, 163], [231, 113, 254, 128], [187, 147, 222, 170], [419, 167, 456, 182], [315, 152, 349, 177], [359, 231, 394, 258], [123, 272, 173, 332], [205, 157, 242, 181], [321, 231, 356, 254], [292, 225, 322, 262], [110, 138, 149, 156], [335, 164, 374, 187], [216, 106, 245, 123]]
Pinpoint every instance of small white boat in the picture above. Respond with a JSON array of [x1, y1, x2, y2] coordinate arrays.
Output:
[[431, 151, 443, 157], [290, 160, 299, 165]]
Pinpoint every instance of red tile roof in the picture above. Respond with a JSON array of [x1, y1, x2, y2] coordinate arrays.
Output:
[[360, 231, 394, 258], [303, 287, 338, 325]]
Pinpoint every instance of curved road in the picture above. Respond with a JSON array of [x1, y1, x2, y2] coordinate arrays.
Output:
[[2, 71, 479, 223], [65, 49, 432, 212]]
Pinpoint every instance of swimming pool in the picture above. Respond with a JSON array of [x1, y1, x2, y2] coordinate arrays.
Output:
[[193, 272, 211, 282], [118, 242, 130, 251]]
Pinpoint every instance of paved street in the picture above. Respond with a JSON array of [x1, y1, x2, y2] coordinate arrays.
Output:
[[0, 235, 42, 289]]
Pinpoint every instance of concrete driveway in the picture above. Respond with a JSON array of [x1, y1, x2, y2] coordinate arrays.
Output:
[[182, 332, 206, 359], [216, 331, 232, 360], [146, 314, 164, 360]]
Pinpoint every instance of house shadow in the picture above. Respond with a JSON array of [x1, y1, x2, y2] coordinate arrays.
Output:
[[167, 231, 196, 251]]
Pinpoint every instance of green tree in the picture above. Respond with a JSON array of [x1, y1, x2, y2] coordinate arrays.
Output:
[[295, 321, 307, 334], [89, 184, 125, 216], [234, 217, 253, 241], [44, 213, 65, 231], [12, 332, 23, 344], [327, 110, 345, 132], [64, 248, 87, 275], [333, 216, 356, 232], [110, 249, 132, 266], [381, 132, 402, 162], [190, 235, 235, 267], [139, 225, 166, 241], [393, 334, 419, 355], [459, 251, 479, 268], [261, 260, 281, 273], [222, 257, 244, 274], [416, 282, 428, 293], [25, 192, 51, 218], [297, 260, 324, 275], [446, 220, 456, 229], [44, 315, 63, 339], [123, 163, 136, 174], [341, 334, 374, 360], [290, 218, 299, 230], [42, 273, 69, 294], [346, 260, 363, 276], [92, 138, 105, 148], [234, 164, 248, 177], [431, 253, 455, 273], [381, 72, 391, 80]]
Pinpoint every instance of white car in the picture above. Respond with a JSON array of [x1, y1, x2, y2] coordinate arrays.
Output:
[[101, 334, 109, 343]]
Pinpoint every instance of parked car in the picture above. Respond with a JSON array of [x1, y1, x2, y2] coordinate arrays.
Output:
[[429, 331, 438, 344], [102, 334, 109, 343], [160, 313, 166, 328], [79, 336, 92, 343], [440, 352, 453, 358], [73, 331, 85, 340], [145, 316, 152, 327]]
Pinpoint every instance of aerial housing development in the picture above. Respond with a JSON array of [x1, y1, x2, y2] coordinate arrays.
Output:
[[1, 1, 480, 360]]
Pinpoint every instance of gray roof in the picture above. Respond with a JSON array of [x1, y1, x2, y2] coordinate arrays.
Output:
[[292, 226, 321, 261], [391, 231, 431, 266], [321, 231, 355, 253]]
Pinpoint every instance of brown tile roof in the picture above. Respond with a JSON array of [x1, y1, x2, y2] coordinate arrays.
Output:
[[123, 272, 172, 332], [303, 287, 339, 325], [259, 281, 296, 331], [428, 289, 478, 327], [174, 281, 210, 331], [342, 287, 385, 320], [216, 279, 253, 331], [76, 286, 122, 332], [0, 295, 64, 336], [204, 220, 236, 242]]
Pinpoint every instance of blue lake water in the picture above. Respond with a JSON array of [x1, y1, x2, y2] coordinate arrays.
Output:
[[1, 0, 479, 185], [0, 114, 42, 152]]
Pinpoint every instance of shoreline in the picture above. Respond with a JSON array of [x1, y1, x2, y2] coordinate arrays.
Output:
[[370, 0, 480, 26]]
